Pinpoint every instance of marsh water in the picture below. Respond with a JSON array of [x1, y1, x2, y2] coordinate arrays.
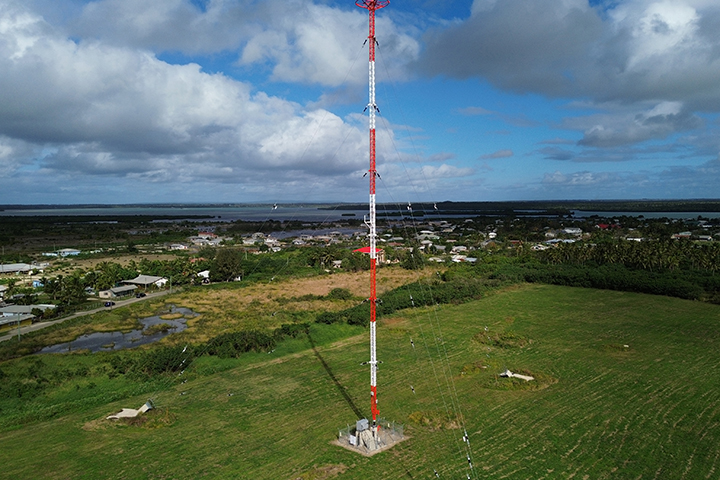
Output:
[[39, 306, 196, 354]]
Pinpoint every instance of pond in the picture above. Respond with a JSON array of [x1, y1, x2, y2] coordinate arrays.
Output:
[[39, 306, 197, 354]]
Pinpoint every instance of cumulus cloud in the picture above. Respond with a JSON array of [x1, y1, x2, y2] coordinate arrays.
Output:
[[0, 1, 379, 200], [536, 154, 720, 199], [420, 0, 720, 106], [419, 0, 603, 96], [457, 106, 493, 116], [481, 149, 513, 159], [542, 170, 618, 187], [67, 0, 420, 87], [540, 138, 575, 145], [571, 101, 703, 148], [537, 147, 575, 161], [418, 0, 720, 149], [427, 152, 456, 162]]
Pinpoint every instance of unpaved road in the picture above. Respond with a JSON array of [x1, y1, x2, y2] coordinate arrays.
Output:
[[0, 289, 172, 343]]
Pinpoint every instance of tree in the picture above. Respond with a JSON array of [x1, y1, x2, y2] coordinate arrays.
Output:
[[402, 244, 425, 270], [211, 249, 242, 282], [57, 273, 86, 306], [5, 278, 17, 298]]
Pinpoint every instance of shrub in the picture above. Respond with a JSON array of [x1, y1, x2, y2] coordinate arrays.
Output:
[[273, 323, 310, 339], [325, 288, 354, 301], [205, 331, 276, 358]]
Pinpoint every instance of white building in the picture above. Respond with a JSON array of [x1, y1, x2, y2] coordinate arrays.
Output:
[[123, 275, 168, 289]]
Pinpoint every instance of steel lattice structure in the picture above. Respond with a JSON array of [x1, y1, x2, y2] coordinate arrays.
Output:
[[356, 0, 389, 428]]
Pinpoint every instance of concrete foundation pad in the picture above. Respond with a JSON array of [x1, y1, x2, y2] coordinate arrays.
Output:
[[333, 429, 408, 457]]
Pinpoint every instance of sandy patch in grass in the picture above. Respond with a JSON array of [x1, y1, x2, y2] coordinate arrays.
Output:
[[69, 254, 180, 270], [172, 267, 432, 341]]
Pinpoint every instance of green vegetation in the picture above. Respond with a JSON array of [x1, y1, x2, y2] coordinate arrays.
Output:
[[1, 284, 719, 478], [2, 204, 720, 478]]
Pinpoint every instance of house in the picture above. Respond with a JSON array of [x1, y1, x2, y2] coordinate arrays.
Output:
[[99, 285, 137, 299], [197, 270, 210, 279], [42, 248, 81, 257], [451, 255, 477, 263], [545, 239, 576, 245], [1, 304, 56, 316], [353, 246, 387, 264], [123, 275, 168, 289], [0, 314, 34, 333], [0, 263, 35, 274], [671, 232, 692, 240], [416, 232, 440, 241], [0, 304, 55, 331], [264, 237, 280, 247]]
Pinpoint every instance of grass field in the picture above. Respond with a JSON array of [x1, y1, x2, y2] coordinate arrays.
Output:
[[1, 284, 719, 479]]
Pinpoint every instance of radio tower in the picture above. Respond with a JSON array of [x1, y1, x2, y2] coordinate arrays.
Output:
[[356, 0, 388, 431]]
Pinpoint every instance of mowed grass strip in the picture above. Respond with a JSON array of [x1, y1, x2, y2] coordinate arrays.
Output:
[[1, 284, 719, 478]]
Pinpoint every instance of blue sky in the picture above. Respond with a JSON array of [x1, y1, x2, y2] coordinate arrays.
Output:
[[1, 0, 720, 204]]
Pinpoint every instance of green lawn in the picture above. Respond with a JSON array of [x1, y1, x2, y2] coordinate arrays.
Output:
[[1, 284, 719, 479]]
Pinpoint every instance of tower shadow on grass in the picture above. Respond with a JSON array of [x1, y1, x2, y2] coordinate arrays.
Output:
[[307, 332, 365, 420]]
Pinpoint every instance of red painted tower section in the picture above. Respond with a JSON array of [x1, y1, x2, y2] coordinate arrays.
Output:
[[356, 0, 388, 427]]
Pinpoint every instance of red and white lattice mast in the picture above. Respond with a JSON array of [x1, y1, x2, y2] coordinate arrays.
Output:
[[356, 0, 388, 430]]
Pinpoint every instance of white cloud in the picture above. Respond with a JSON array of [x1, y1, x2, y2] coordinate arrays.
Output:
[[568, 101, 703, 148], [481, 149, 513, 159], [542, 170, 616, 187], [0, 1, 380, 201], [457, 106, 493, 116], [68, 0, 420, 87], [536, 154, 720, 199], [420, 0, 720, 111]]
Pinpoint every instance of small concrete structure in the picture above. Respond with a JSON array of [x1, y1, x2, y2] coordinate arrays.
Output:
[[336, 418, 406, 457], [106, 401, 153, 420], [500, 369, 535, 382]]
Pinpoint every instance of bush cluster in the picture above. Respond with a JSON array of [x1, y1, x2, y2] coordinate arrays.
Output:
[[110, 345, 191, 378], [315, 277, 492, 327], [205, 331, 276, 358], [107, 322, 312, 378], [484, 263, 714, 301]]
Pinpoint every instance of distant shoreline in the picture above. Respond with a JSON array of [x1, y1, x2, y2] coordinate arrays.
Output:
[[1, 200, 720, 221], [3, 199, 720, 211]]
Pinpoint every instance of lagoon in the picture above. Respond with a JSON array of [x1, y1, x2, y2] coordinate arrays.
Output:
[[39, 306, 196, 354]]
